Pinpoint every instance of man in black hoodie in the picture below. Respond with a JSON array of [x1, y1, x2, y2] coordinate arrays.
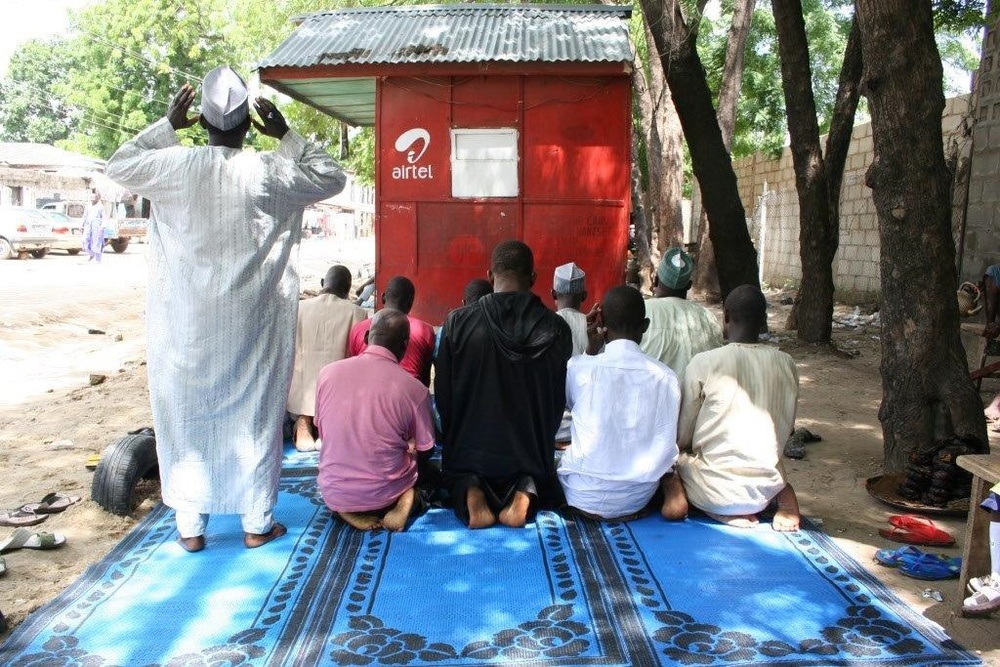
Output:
[[435, 240, 573, 528]]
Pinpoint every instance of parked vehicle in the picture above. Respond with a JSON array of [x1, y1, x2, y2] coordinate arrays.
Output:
[[42, 210, 84, 255], [39, 200, 145, 254], [0, 207, 56, 259]]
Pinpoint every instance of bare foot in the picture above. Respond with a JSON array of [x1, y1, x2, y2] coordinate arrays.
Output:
[[705, 511, 759, 528], [338, 512, 382, 531], [382, 488, 416, 532], [177, 535, 205, 552], [498, 490, 532, 528], [244, 522, 287, 548], [660, 474, 688, 521], [771, 483, 801, 532], [466, 486, 496, 529], [294, 415, 316, 452]]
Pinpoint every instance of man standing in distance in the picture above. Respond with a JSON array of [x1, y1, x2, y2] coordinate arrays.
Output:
[[82, 190, 106, 262], [106, 67, 346, 552], [435, 240, 573, 528]]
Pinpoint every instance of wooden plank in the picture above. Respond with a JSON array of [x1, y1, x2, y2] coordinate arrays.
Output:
[[956, 454, 1000, 483], [957, 475, 991, 614]]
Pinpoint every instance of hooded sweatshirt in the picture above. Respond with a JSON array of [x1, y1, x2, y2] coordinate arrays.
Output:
[[435, 291, 572, 497]]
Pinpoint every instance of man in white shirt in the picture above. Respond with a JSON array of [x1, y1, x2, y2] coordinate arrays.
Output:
[[552, 262, 589, 356], [558, 285, 681, 521], [661, 285, 801, 531], [641, 248, 723, 385], [552, 261, 590, 446]]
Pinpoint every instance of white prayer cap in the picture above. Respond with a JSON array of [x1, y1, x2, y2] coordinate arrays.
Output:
[[553, 262, 586, 294], [200, 66, 249, 131]]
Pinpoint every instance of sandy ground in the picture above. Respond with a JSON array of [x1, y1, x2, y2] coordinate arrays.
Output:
[[0, 237, 997, 662]]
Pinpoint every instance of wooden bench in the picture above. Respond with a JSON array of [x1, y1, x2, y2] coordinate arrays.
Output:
[[956, 453, 1000, 613]]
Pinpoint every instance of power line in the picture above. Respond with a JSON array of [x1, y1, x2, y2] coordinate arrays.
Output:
[[73, 26, 204, 84]]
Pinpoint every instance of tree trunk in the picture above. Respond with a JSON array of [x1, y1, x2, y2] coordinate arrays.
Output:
[[640, 20, 685, 252], [782, 15, 863, 338], [855, 0, 987, 471], [692, 0, 754, 301], [640, 0, 759, 296], [773, 0, 835, 342], [628, 124, 654, 288]]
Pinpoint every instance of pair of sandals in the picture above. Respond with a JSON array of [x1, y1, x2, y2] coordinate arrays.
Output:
[[0, 493, 81, 527], [874, 544, 961, 580], [965, 573, 1000, 614]]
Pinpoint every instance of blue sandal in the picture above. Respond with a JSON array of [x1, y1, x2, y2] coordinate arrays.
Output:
[[898, 553, 961, 580], [874, 545, 924, 567]]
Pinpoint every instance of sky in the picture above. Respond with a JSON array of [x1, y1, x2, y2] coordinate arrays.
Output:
[[0, 0, 93, 75]]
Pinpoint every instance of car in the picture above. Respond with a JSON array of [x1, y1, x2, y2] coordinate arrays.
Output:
[[42, 210, 84, 255], [0, 207, 56, 259]]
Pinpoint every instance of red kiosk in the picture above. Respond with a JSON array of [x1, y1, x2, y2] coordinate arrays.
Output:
[[260, 4, 634, 324]]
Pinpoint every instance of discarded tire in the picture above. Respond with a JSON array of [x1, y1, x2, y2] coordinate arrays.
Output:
[[91, 428, 158, 516]]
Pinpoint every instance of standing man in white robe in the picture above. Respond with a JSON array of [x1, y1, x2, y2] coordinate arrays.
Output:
[[105, 67, 346, 553]]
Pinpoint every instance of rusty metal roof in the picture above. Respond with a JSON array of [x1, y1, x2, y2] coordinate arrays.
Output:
[[259, 4, 633, 69]]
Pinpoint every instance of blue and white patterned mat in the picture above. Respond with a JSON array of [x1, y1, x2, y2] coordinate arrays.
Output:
[[0, 471, 978, 666]]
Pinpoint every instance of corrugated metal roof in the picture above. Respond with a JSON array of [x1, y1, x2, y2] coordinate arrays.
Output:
[[259, 4, 633, 69], [0, 143, 105, 171]]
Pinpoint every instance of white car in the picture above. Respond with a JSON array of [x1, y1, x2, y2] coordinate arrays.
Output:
[[42, 210, 84, 255], [0, 207, 56, 259]]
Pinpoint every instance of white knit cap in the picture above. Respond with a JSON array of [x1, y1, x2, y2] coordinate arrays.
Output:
[[553, 262, 586, 294], [200, 66, 249, 131]]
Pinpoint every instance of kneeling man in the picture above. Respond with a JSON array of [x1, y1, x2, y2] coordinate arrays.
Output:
[[558, 286, 681, 520], [316, 309, 435, 531], [662, 285, 801, 531]]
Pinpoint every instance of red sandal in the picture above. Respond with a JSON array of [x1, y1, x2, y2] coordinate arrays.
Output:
[[880, 514, 955, 546]]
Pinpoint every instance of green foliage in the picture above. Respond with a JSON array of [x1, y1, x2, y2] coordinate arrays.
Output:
[[0, 38, 77, 143], [345, 127, 376, 185], [698, 0, 851, 159], [60, 0, 232, 157]]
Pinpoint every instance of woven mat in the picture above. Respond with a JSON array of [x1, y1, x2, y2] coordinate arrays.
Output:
[[0, 471, 979, 666]]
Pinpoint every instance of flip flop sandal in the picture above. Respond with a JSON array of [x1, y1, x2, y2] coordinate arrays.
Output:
[[18, 492, 82, 515], [874, 544, 925, 567], [0, 528, 67, 553], [898, 553, 961, 581], [879, 520, 956, 547], [968, 573, 1000, 593], [0, 508, 49, 527], [964, 584, 1000, 614], [889, 514, 944, 530]]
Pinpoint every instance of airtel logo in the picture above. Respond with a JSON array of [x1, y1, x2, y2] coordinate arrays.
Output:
[[395, 128, 430, 164], [392, 128, 434, 180]]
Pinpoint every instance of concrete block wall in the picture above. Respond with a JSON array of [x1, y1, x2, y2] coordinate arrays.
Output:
[[960, 21, 1000, 283], [732, 94, 972, 302]]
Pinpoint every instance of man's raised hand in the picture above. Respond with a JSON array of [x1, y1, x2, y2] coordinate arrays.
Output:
[[168, 83, 199, 130], [253, 97, 289, 140]]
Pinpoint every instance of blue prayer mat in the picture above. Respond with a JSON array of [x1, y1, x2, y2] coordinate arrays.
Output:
[[0, 471, 978, 666]]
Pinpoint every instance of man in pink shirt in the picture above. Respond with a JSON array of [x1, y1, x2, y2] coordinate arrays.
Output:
[[348, 276, 436, 386], [316, 309, 436, 531]]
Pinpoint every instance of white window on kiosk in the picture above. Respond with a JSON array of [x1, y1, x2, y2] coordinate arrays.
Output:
[[451, 128, 519, 198]]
